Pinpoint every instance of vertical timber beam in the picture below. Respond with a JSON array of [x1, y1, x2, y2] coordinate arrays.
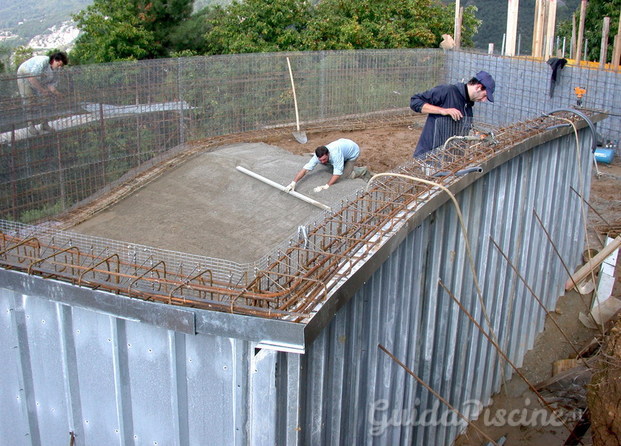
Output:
[[506, 0, 520, 56], [454, 0, 461, 49], [576, 0, 588, 64], [613, 11, 621, 71], [545, 0, 558, 59], [532, 0, 546, 57], [599, 17, 611, 69]]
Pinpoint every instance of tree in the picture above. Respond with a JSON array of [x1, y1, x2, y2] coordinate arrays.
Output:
[[72, 0, 158, 63], [204, 0, 311, 54], [168, 7, 216, 56], [71, 0, 482, 62], [136, 0, 195, 52], [557, 0, 621, 62], [12, 46, 34, 69], [71, 0, 196, 63], [203, 0, 480, 54], [0, 45, 11, 73], [304, 0, 479, 50]]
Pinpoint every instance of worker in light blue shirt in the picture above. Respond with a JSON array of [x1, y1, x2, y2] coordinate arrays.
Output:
[[17, 51, 68, 135], [284, 138, 360, 193]]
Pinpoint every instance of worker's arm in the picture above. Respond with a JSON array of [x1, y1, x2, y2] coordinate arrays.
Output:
[[47, 85, 62, 97], [420, 103, 463, 121], [411, 85, 463, 121], [314, 174, 340, 193], [27, 77, 50, 95], [284, 168, 309, 192], [326, 174, 340, 186], [292, 168, 308, 183]]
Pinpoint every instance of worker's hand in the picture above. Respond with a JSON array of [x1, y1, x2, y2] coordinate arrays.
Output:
[[442, 108, 463, 121], [313, 184, 330, 193], [284, 181, 296, 193]]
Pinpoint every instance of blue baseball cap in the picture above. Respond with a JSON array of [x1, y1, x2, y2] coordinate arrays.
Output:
[[475, 71, 495, 102]]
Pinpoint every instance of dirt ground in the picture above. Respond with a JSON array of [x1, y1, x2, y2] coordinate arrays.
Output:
[[265, 120, 621, 446], [261, 114, 426, 175]]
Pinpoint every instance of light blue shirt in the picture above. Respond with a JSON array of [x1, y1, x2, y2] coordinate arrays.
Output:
[[17, 56, 58, 87], [303, 138, 360, 175]]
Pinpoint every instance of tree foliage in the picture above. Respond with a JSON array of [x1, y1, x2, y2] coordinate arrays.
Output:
[[204, 0, 480, 54], [304, 0, 479, 50], [557, 0, 621, 62], [12, 46, 35, 69], [71, 0, 194, 63], [167, 7, 216, 56], [204, 0, 311, 54], [71, 0, 481, 62]]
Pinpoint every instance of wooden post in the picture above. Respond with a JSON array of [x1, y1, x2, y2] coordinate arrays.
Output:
[[545, 0, 558, 60], [506, 0, 520, 56], [454, 0, 461, 49], [612, 10, 621, 71], [599, 17, 610, 69], [532, 0, 545, 57], [541, 0, 549, 57], [575, 0, 587, 64], [532, 0, 541, 56], [455, 6, 463, 49], [571, 13, 576, 58]]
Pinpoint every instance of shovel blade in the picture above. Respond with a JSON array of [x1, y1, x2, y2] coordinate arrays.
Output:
[[293, 131, 307, 144]]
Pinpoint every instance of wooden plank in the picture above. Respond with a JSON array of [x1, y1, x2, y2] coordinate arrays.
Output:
[[599, 17, 611, 69], [576, 0, 588, 63], [565, 235, 621, 290], [613, 10, 621, 70]]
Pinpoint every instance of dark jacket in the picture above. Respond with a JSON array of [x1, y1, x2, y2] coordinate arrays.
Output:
[[410, 83, 474, 157]]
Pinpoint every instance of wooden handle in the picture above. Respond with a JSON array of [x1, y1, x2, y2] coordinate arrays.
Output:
[[286, 57, 301, 132]]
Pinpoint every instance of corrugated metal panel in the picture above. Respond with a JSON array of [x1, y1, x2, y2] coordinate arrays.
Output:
[[0, 278, 281, 445], [299, 127, 593, 445]]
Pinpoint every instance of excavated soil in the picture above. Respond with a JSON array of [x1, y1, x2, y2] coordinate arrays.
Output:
[[588, 315, 621, 446]]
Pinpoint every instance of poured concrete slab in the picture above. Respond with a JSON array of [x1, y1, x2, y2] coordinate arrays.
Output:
[[71, 142, 367, 263]]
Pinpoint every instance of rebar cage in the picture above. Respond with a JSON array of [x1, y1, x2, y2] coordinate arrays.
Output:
[[0, 107, 602, 320]]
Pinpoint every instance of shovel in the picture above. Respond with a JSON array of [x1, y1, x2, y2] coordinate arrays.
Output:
[[286, 57, 307, 144]]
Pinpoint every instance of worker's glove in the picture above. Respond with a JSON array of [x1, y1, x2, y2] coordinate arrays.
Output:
[[284, 181, 296, 193], [313, 184, 330, 193]]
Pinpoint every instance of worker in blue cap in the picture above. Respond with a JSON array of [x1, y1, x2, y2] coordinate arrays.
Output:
[[410, 70, 495, 158]]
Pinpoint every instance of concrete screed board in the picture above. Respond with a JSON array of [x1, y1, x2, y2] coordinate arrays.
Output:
[[71, 142, 367, 263]]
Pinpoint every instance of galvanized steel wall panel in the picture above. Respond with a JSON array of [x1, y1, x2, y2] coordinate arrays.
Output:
[[0, 277, 280, 446], [299, 127, 593, 445]]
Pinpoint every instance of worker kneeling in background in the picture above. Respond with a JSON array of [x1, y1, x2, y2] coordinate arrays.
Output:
[[284, 138, 360, 193]]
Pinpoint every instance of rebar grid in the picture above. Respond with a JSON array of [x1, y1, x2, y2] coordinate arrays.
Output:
[[0, 111, 596, 320]]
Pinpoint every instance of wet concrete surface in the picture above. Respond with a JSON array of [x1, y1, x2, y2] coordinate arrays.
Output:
[[71, 142, 367, 263]]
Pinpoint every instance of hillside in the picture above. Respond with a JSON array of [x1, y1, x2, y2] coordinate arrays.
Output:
[[0, 0, 89, 45], [0, 0, 228, 47]]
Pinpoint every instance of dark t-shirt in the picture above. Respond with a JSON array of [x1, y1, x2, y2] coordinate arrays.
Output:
[[410, 83, 474, 157]]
